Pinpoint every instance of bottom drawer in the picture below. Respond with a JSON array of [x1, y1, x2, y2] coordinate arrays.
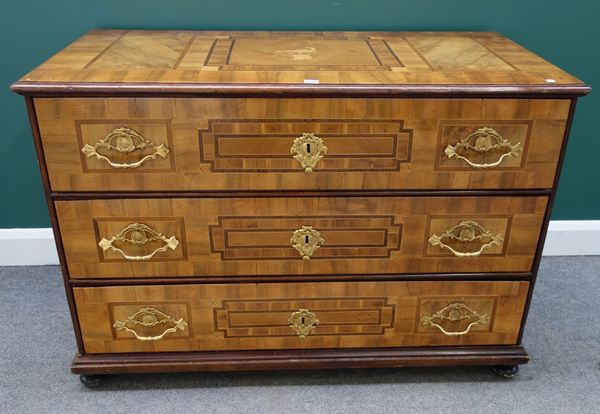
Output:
[[74, 280, 529, 354]]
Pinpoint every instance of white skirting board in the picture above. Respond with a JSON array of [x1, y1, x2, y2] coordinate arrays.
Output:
[[0, 221, 598, 266], [0, 228, 59, 266]]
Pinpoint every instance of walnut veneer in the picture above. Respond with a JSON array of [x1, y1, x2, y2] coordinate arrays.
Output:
[[75, 281, 529, 353], [35, 97, 569, 191], [12, 30, 589, 379], [56, 196, 547, 278]]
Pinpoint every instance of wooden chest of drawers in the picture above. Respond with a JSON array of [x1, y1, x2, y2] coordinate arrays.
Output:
[[13, 30, 589, 383]]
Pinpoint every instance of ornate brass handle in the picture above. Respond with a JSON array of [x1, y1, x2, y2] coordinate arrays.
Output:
[[81, 126, 170, 169], [288, 308, 320, 338], [113, 307, 188, 341], [290, 132, 327, 172], [444, 127, 522, 169], [98, 222, 179, 261], [420, 302, 490, 336], [428, 220, 503, 257], [290, 226, 324, 260]]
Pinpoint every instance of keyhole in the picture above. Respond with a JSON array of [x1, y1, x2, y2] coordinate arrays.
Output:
[[301, 316, 306, 325], [305, 235, 310, 244], [306, 143, 311, 154]]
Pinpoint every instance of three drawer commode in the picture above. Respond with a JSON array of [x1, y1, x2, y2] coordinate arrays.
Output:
[[12, 30, 590, 384]]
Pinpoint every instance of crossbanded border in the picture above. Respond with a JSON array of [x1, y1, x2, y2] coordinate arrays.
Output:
[[0, 221, 598, 266]]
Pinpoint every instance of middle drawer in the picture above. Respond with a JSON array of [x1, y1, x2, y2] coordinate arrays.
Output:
[[55, 195, 547, 279]]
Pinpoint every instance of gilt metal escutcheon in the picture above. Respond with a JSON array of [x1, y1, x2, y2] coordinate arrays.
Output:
[[290, 226, 324, 260], [290, 132, 327, 172]]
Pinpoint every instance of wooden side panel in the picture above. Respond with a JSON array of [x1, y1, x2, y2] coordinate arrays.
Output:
[[55, 196, 547, 279], [74, 280, 529, 353], [35, 97, 570, 191]]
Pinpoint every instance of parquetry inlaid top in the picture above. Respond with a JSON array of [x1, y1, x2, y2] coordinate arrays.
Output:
[[12, 30, 590, 95]]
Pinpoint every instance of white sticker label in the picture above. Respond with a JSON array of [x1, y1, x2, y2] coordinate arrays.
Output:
[[303, 79, 320, 84], [545, 78, 557, 83]]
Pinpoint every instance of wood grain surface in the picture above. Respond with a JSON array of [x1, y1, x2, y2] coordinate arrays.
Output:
[[55, 195, 548, 278], [12, 31, 589, 97], [35, 97, 570, 191], [73, 280, 529, 353], [15, 29, 584, 374]]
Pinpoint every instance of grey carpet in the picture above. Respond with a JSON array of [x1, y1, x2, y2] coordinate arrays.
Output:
[[0, 258, 599, 414]]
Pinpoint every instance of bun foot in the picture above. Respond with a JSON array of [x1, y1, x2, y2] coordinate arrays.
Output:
[[79, 374, 104, 387], [491, 365, 519, 378]]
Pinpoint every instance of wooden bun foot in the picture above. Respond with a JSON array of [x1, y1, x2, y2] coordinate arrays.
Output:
[[491, 365, 519, 378], [79, 374, 104, 387]]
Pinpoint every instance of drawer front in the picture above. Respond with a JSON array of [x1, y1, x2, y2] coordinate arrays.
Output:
[[56, 196, 547, 279], [36, 97, 570, 191], [74, 280, 529, 353]]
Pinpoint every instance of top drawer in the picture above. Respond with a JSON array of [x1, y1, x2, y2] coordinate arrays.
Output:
[[34, 97, 570, 192]]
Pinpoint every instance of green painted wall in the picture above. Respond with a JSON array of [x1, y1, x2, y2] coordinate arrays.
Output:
[[1, 1, 597, 227]]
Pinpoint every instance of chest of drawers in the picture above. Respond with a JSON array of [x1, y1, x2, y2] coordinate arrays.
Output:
[[13, 30, 589, 384]]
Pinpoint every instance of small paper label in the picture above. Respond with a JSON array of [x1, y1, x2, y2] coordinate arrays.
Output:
[[545, 78, 557, 83], [303, 79, 320, 84]]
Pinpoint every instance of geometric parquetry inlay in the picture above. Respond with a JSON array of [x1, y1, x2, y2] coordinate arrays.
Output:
[[209, 215, 403, 261], [214, 297, 396, 338], [204, 36, 404, 71], [199, 119, 413, 172]]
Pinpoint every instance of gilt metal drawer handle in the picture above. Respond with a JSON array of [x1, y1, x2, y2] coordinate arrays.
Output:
[[288, 308, 320, 338], [420, 302, 490, 336], [291, 132, 327, 172], [428, 220, 503, 257], [113, 307, 188, 341], [81, 126, 170, 169], [98, 222, 179, 261], [444, 127, 522, 169], [291, 226, 324, 260]]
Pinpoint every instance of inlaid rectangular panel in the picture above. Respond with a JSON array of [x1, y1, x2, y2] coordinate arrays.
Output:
[[73, 280, 529, 353], [55, 195, 548, 279], [214, 297, 395, 338], [436, 122, 530, 170], [416, 296, 496, 334], [110, 302, 192, 340], [425, 216, 510, 256], [200, 119, 412, 172], [84, 31, 195, 70], [93, 217, 187, 262], [35, 97, 570, 191], [77, 120, 175, 172], [210, 215, 402, 260], [404, 36, 515, 71], [213, 37, 403, 71]]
